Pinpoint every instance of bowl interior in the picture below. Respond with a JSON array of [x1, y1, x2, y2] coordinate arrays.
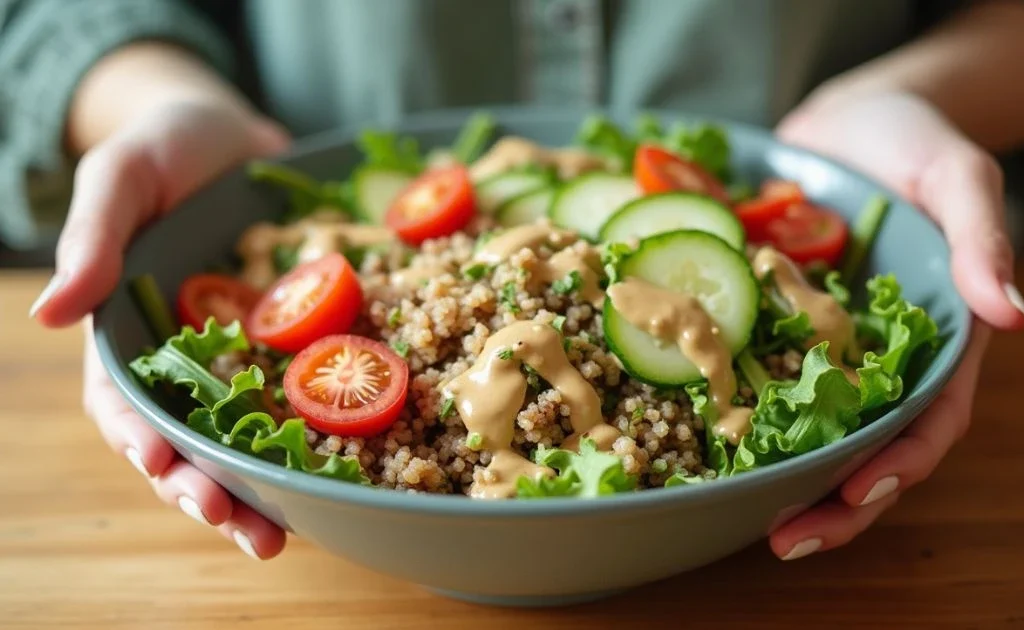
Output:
[[93, 107, 970, 515]]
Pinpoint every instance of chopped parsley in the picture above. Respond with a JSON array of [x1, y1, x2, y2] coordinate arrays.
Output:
[[631, 405, 646, 421], [272, 387, 286, 405], [600, 242, 633, 285], [500, 282, 521, 313], [462, 262, 492, 281], [439, 397, 455, 420], [551, 270, 582, 296], [386, 307, 402, 327], [465, 432, 484, 451], [497, 347, 514, 361], [390, 339, 410, 358], [551, 315, 567, 333]]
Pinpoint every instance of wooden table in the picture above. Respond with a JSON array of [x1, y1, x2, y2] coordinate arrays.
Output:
[[2, 270, 1022, 630]]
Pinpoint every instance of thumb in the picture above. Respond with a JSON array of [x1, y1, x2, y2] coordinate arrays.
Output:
[[31, 142, 161, 327], [916, 144, 1024, 330]]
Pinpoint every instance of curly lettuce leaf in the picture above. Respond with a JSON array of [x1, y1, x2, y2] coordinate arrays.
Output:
[[574, 115, 732, 179], [664, 472, 709, 487], [824, 270, 851, 307], [772, 310, 814, 344], [516, 438, 636, 498], [662, 123, 731, 182], [357, 130, 423, 173], [130, 319, 257, 411], [684, 382, 733, 477], [855, 274, 940, 410], [734, 343, 861, 474], [132, 319, 368, 484]]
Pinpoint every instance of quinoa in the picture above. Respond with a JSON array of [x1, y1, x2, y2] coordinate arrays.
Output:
[[226, 220, 798, 496]]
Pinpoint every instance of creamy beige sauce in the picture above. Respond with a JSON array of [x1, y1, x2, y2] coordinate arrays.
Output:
[[475, 221, 605, 307], [443, 320, 618, 499], [236, 215, 393, 289], [607, 278, 753, 445], [390, 262, 453, 288], [469, 136, 613, 182], [535, 245, 605, 308], [753, 247, 860, 384], [474, 220, 577, 264]]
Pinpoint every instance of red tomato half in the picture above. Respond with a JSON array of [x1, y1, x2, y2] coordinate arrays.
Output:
[[284, 334, 409, 437], [763, 204, 849, 267], [177, 274, 261, 330], [734, 179, 806, 241], [633, 144, 729, 203], [247, 253, 362, 353], [385, 166, 476, 244]]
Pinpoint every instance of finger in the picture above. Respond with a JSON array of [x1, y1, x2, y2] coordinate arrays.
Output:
[[769, 492, 900, 560], [83, 327, 177, 478], [840, 322, 991, 507], [31, 142, 160, 327], [148, 459, 234, 527], [917, 145, 1024, 329], [216, 501, 287, 560]]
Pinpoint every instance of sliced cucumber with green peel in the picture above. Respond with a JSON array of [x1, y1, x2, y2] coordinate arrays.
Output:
[[549, 173, 638, 240], [603, 230, 759, 386], [599, 192, 745, 250], [496, 187, 555, 227], [353, 167, 414, 224], [475, 171, 554, 214]]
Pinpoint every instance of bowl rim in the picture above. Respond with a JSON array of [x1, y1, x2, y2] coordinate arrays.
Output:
[[93, 105, 972, 518]]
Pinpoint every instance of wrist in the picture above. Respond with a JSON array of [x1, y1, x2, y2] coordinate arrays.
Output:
[[66, 41, 256, 155]]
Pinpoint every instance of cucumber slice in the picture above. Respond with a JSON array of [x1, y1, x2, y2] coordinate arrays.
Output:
[[603, 230, 759, 386], [599, 192, 745, 250], [353, 167, 414, 224], [475, 171, 553, 214], [496, 187, 555, 227], [549, 173, 639, 240]]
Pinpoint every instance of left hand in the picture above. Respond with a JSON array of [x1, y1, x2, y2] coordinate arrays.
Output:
[[768, 90, 1024, 560]]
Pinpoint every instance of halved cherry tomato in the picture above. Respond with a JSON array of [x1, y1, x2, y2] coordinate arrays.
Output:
[[633, 144, 730, 203], [284, 334, 409, 437], [763, 203, 848, 267], [247, 253, 362, 353], [734, 179, 806, 241], [385, 165, 476, 244], [177, 274, 261, 330]]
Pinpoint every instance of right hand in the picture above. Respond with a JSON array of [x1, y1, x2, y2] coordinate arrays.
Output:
[[32, 101, 292, 559]]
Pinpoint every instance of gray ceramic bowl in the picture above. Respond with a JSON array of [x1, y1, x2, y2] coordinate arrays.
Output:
[[94, 107, 970, 607]]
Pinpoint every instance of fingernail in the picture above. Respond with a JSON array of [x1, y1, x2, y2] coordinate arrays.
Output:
[[177, 496, 211, 526], [860, 475, 900, 506], [233, 530, 261, 560], [125, 447, 151, 477], [29, 273, 65, 318], [1004, 282, 1024, 316], [781, 537, 822, 561]]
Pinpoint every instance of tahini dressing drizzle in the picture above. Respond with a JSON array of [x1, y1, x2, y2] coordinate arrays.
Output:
[[474, 221, 605, 308], [236, 213, 393, 289], [469, 137, 613, 182], [753, 247, 860, 384], [606, 278, 754, 445], [443, 321, 620, 499]]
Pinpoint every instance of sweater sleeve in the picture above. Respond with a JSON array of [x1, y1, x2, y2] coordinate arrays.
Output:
[[0, 0, 234, 249]]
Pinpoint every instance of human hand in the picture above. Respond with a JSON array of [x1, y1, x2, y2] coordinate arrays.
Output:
[[768, 90, 1024, 560], [32, 101, 291, 559]]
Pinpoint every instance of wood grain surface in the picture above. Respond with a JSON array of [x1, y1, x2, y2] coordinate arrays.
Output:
[[1, 270, 1022, 630]]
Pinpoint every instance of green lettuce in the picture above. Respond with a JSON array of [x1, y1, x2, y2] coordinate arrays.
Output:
[[356, 130, 423, 173], [675, 274, 939, 481], [733, 343, 861, 473], [516, 438, 636, 498], [575, 115, 732, 179], [855, 274, 939, 410], [131, 319, 368, 484]]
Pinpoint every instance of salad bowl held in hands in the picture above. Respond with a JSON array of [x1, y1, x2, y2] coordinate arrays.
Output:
[[94, 108, 968, 606]]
